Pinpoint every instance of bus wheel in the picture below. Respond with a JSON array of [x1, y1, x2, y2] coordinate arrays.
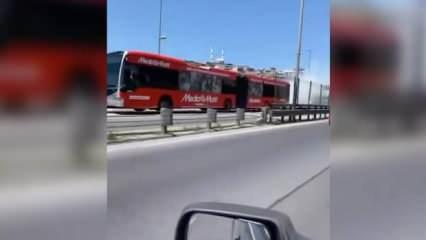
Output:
[[159, 97, 173, 109], [224, 100, 232, 112]]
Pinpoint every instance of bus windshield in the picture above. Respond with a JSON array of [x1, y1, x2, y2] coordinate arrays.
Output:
[[108, 52, 124, 90]]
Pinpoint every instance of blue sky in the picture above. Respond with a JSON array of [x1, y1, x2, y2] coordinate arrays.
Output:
[[108, 0, 330, 83]]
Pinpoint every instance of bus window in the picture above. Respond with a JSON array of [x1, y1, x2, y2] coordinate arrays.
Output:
[[275, 85, 289, 99], [188, 72, 202, 91], [181, 71, 223, 93], [222, 78, 236, 94], [263, 84, 274, 97], [248, 82, 263, 97], [123, 63, 179, 90], [211, 76, 222, 93], [201, 74, 213, 92], [121, 66, 137, 90], [179, 72, 191, 91], [107, 52, 124, 89]]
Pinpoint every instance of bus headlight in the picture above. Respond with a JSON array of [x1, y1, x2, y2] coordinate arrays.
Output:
[[107, 93, 124, 107]]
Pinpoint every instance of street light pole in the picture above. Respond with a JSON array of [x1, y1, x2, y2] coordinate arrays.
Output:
[[306, 49, 312, 72], [293, 0, 305, 105], [158, 0, 164, 54]]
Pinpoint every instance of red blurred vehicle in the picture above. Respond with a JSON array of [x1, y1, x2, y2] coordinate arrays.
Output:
[[0, 0, 106, 164], [107, 51, 290, 111], [331, 10, 398, 102], [0, 0, 105, 111], [330, 8, 424, 133]]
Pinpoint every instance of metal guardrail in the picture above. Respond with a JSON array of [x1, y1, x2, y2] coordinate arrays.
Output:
[[157, 108, 254, 134], [107, 116, 255, 126], [107, 105, 330, 134], [268, 104, 330, 123], [107, 111, 260, 133]]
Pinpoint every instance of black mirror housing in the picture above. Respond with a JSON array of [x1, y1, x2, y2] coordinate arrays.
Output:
[[175, 202, 300, 240]]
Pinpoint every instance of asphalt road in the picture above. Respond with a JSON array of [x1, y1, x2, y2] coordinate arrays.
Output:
[[108, 121, 330, 240], [332, 137, 426, 240], [273, 168, 330, 240]]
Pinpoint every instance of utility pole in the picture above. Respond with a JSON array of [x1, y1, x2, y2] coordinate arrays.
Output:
[[306, 49, 312, 72], [307, 81, 312, 104], [158, 0, 166, 54], [293, 0, 305, 105], [210, 48, 214, 62]]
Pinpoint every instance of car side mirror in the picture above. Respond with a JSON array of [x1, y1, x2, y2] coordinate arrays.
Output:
[[175, 202, 302, 240]]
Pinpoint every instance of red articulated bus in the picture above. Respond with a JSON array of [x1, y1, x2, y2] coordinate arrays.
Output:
[[246, 74, 290, 109], [108, 51, 238, 110], [108, 51, 290, 111]]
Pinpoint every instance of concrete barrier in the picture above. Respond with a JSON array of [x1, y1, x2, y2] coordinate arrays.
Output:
[[206, 108, 217, 129], [160, 108, 173, 134], [236, 108, 245, 126]]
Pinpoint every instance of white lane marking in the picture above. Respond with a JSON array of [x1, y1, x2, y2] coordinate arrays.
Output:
[[268, 166, 330, 209]]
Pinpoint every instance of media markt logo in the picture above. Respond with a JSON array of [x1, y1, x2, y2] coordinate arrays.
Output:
[[138, 57, 171, 68], [249, 98, 261, 103], [181, 94, 219, 103]]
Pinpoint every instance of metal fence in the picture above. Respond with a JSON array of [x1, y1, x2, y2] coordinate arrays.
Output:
[[289, 79, 330, 105]]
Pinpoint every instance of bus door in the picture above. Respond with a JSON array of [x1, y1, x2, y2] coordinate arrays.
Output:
[[235, 76, 248, 109]]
